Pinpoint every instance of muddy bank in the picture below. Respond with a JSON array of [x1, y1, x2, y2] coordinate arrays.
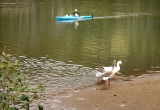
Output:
[[52, 74, 160, 110]]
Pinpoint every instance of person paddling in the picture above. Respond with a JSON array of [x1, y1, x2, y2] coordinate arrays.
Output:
[[73, 9, 80, 16]]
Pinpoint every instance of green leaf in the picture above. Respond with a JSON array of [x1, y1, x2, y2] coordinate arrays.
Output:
[[19, 94, 29, 102], [38, 103, 43, 110], [2, 65, 7, 70], [15, 101, 23, 104], [0, 64, 5, 69], [18, 77, 22, 83], [21, 104, 29, 110], [40, 88, 45, 92], [9, 87, 14, 91], [0, 77, 3, 81], [20, 86, 27, 91], [14, 60, 19, 66], [38, 84, 42, 88], [0, 94, 6, 98], [33, 94, 38, 98]]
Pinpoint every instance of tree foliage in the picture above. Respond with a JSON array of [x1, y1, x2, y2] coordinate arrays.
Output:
[[0, 50, 43, 110]]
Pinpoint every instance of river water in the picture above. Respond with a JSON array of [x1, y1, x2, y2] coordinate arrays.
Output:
[[0, 0, 160, 95]]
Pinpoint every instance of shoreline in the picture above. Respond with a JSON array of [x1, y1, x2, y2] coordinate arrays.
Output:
[[51, 73, 160, 110]]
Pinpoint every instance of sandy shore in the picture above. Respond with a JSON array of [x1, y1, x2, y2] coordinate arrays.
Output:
[[53, 74, 160, 110]]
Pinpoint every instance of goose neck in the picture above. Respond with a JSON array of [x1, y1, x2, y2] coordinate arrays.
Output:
[[117, 62, 120, 68]]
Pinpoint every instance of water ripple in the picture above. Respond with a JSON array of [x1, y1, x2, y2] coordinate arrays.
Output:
[[18, 56, 97, 95], [93, 13, 152, 20]]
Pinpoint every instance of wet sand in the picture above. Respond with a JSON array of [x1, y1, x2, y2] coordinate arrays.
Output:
[[54, 74, 160, 110]]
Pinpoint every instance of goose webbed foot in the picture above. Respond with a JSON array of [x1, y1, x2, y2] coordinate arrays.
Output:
[[108, 80, 111, 85]]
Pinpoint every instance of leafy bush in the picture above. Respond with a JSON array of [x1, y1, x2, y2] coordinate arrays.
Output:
[[0, 51, 43, 110]]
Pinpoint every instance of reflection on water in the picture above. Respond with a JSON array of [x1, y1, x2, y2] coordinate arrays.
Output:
[[0, 0, 160, 95], [74, 21, 79, 29], [56, 19, 92, 29]]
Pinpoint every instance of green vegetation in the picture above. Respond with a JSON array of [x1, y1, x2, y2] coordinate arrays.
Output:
[[0, 50, 43, 110]]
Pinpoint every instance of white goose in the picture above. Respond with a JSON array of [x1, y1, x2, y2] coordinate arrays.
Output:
[[100, 60, 117, 85], [96, 60, 116, 84], [103, 60, 122, 78], [96, 60, 122, 78], [103, 60, 122, 73]]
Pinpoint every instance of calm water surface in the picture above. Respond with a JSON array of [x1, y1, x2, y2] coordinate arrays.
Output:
[[0, 0, 160, 95]]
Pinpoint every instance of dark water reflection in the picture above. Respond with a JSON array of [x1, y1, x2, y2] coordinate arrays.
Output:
[[0, 0, 160, 95]]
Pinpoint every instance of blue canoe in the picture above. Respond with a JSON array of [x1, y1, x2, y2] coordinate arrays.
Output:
[[56, 19, 91, 23], [56, 15, 93, 20]]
